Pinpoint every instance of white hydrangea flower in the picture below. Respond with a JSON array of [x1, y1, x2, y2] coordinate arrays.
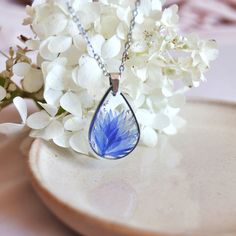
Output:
[[0, 0, 218, 155]]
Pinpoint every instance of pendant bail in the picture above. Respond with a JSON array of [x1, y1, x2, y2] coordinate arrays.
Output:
[[109, 73, 120, 96]]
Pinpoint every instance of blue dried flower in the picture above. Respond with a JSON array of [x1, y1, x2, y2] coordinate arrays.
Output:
[[89, 109, 139, 159]]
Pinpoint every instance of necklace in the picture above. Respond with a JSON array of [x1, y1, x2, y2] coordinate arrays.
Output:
[[67, 0, 141, 159]]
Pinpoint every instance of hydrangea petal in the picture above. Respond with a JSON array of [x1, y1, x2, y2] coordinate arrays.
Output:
[[41, 120, 64, 140], [13, 97, 27, 123], [60, 92, 82, 117], [79, 90, 94, 109], [53, 131, 71, 148], [76, 3, 100, 30], [152, 113, 170, 130], [64, 117, 85, 131], [13, 62, 31, 77], [0, 86, 6, 101], [39, 38, 58, 61], [45, 64, 68, 90], [70, 131, 89, 155], [22, 68, 44, 93], [27, 110, 51, 129], [141, 126, 158, 147], [131, 41, 147, 53], [152, 0, 163, 11], [29, 120, 63, 140], [106, 59, 121, 72], [117, 6, 130, 24], [172, 116, 186, 129], [101, 35, 121, 59], [44, 89, 63, 106], [87, 34, 105, 57], [200, 40, 219, 66], [117, 23, 128, 40], [73, 34, 87, 51], [0, 123, 25, 135], [38, 102, 58, 117], [136, 109, 154, 126], [98, 15, 120, 39], [25, 40, 40, 50], [139, 0, 152, 16], [48, 36, 72, 53], [60, 45, 82, 66], [75, 57, 103, 96], [161, 5, 179, 26], [136, 68, 147, 82]]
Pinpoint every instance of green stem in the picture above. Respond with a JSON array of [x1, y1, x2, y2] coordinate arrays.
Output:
[[0, 88, 44, 111], [0, 51, 10, 59]]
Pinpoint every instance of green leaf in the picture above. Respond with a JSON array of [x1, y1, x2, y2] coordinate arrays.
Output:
[[56, 106, 66, 116]]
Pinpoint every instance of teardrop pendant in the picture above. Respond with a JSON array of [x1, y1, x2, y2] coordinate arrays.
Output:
[[89, 87, 140, 160]]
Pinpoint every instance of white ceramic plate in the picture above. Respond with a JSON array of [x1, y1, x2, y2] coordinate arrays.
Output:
[[28, 100, 236, 236]]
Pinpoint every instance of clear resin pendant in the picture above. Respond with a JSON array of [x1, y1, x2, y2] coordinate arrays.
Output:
[[89, 87, 140, 160]]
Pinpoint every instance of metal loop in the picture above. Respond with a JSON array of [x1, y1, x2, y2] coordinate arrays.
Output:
[[109, 73, 120, 96]]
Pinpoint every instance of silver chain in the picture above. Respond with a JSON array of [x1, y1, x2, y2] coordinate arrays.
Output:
[[66, 0, 140, 79]]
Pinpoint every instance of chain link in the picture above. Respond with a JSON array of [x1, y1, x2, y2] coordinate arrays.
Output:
[[120, 0, 140, 73], [66, 0, 140, 79]]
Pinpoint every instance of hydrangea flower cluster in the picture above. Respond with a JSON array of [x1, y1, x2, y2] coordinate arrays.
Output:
[[0, 0, 218, 156]]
